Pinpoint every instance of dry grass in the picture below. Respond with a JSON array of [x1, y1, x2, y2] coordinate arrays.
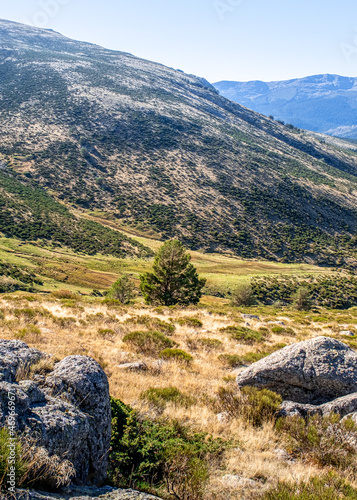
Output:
[[0, 292, 355, 497]]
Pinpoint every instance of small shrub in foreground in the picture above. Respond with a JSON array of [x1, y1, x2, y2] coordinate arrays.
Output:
[[220, 325, 268, 344], [216, 386, 282, 426], [109, 397, 230, 499], [0, 428, 26, 489], [187, 338, 223, 350], [123, 330, 175, 356], [51, 289, 77, 300], [261, 472, 357, 499], [159, 348, 193, 363], [276, 413, 357, 469], [124, 315, 175, 334], [140, 387, 196, 410], [177, 317, 203, 328], [218, 344, 287, 368]]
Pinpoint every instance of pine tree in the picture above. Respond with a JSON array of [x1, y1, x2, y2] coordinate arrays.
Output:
[[140, 240, 206, 306]]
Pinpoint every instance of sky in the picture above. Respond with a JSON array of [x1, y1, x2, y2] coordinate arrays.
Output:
[[1, 0, 357, 83]]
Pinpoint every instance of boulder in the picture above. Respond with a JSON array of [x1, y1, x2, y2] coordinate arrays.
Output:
[[236, 337, 357, 404], [12, 486, 162, 499], [280, 392, 357, 419], [340, 330, 355, 337], [0, 339, 44, 382], [0, 340, 111, 485], [117, 362, 148, 372]]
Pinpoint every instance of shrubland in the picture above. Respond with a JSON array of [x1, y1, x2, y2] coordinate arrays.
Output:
[[0, 288, 356, 498]]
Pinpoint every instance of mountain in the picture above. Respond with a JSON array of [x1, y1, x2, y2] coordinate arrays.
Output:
[[213, 74, 357, 139], [1, 20, 357, 267]]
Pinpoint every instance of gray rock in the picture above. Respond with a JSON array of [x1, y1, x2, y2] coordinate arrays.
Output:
[[44, 356, 111, 484], [320, 392, 357, 417], [236, 337, 357, 404], [0, 341, 111, 486], [117, 362, 148, 372], [280, 392, 357, 419], [340, 330, 355, 337], [242, 314, 260, 321], [12, 487, 162, 499], [0, 339, 44, 382]]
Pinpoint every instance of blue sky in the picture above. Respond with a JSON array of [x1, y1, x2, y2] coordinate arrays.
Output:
[[2, 0, 357, 82]]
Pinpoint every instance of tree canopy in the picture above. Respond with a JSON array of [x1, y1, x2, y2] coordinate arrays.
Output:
[[140, 240, 206, 306]]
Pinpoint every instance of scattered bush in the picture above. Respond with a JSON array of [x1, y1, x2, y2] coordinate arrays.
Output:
[[261, 472, 357, 499], [51, 289, 77, 300], [98, 328, 116, 339], [124, 315, 175, 334], [218, 344, 287, 368], [276, 413, 357, 469], [123, 330, 175, 356], [107, 275, 135, 304], [271, 325, 296, 336], [220, 325, 268, 344], [159, 348, 193, 363], [176, 317, 203, 328], [16, 325, 41, 340], [187, 338, 223, 350], [0, 428, 26, 489], [230, 282, 255, 307], [293, 287, 312, 311], [140, 387, 195, 410], [216, 386, 282, 426]]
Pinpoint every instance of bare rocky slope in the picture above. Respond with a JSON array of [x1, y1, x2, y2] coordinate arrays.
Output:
[[1, 20, 357, 266]]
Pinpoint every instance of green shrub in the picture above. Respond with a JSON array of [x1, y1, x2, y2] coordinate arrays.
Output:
[[261, 472, 357, 499], [276, 413, 357, 469], [140, 387, 195, 410], [98, 328, 116, 338], [230, 282, 255, 306], [176, 317, 203, 328], [107, 275, 135, 304], [187, 338, 223, 350], [159, 348, 193, 363], [293, 287, 312, 311], [220, 325, 268, 344], [109, 397, 229, 498], [216, 386, 282, 426], [123, 330, 174, 356], [16, 325, 41, 339], [0, 428, 26, 489], [124, 315, 175, 334], [51, 289, 77, 300], [218, 344, 287, 368], [13, 308, 37, 322]]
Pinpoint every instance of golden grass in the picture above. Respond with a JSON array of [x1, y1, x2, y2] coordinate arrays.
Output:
[[0, 293, 355, 497]]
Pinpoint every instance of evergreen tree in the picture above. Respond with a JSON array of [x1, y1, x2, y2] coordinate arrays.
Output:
[[140, 240, 206, 306]]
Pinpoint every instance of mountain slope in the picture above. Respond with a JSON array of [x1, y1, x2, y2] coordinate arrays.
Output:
[[1, 20, 357, 267], [213, 74, 357, 139]]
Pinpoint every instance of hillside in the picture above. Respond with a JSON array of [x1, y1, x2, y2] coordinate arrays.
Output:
[[1, 20, 357, 267], [214, 74, 357, 139]]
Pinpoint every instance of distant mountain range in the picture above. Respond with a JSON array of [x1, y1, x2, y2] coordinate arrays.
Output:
[[1, 20, 357, 267], [213, 74, 357, 139]]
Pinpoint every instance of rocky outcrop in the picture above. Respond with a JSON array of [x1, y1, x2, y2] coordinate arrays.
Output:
[[236, 337, 357, 404], [280, 392, 357, 418], [13, 486, 161, 499], [0, 340, 111, 485]]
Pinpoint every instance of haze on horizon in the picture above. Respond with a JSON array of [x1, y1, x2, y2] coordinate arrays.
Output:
[[1, 0, 357, 83]]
